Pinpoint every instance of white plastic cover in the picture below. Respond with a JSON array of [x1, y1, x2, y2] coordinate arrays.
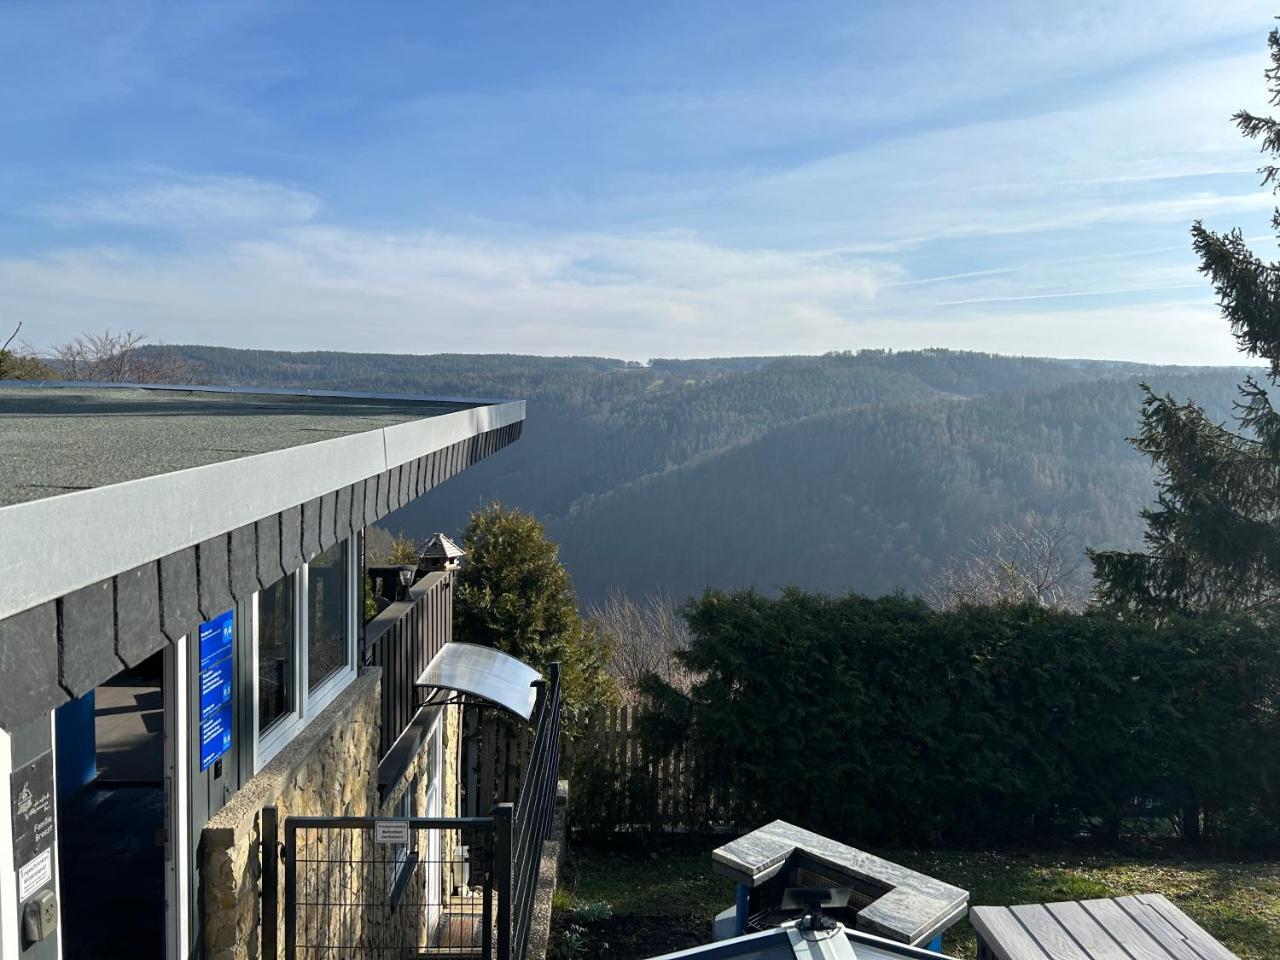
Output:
[[415, 642, 541, 720]]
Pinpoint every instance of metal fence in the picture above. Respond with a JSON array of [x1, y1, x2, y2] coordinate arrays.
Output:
[[274, 664, 563, 960], [505, 663, 562, 960], [284, 815, 495, 959]]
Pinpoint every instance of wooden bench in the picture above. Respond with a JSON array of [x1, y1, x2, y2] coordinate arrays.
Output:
[[971, 894, 1238, 960]]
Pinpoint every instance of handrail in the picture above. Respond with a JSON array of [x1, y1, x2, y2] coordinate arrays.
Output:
[[502, 662, 562, 960], [362, 569, 453, 761], [362, 569, 448, 655]]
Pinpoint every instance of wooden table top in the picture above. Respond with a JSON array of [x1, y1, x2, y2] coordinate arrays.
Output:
[[970, 894, 1238, 960]]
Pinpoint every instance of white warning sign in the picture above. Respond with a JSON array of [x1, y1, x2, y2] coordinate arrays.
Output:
[[374, 820, 410, 845], [18, 847, 52, 901]]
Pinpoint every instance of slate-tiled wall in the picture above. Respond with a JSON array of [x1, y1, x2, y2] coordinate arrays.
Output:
[[0, 421, 522, 732]]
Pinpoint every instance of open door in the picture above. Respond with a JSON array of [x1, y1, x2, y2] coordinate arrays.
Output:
[[55, 652, 167, 959]]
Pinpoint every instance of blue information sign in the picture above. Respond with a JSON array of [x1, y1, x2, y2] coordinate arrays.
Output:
[[198, 610, 235, 771]]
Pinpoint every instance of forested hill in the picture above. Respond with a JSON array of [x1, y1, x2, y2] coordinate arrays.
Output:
[[148, 345, 1251, 601]]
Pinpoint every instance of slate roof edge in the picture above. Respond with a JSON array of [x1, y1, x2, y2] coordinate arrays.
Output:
[[0, 394, 525, 621]]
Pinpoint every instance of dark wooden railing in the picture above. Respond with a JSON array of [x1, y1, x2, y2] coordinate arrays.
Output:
[[361, 569, 453, 759]]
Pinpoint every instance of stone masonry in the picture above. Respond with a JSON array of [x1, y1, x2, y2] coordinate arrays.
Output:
[[202, 670, 381, 960], [200, 671, 468, 960]]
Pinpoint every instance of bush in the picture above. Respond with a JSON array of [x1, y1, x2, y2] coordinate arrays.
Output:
[[638, 589, 1280, 850]]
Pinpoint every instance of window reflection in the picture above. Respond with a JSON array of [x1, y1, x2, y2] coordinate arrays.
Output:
[[258, 575, 294, 731], [308, 541, 348, 691]]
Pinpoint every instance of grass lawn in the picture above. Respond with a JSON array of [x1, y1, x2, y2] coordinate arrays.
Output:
[[549, 840, 1280, 959]]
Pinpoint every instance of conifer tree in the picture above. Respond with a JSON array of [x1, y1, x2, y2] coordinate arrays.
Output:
[[1091, 28, 1280, 615], [454, 502, 615, 711]]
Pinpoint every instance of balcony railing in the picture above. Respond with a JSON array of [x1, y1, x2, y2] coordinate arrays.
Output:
[[362, 569, 452, 760]]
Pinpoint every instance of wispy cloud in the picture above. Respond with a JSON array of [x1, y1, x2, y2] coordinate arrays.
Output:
[[937, 283, 1206, 307], [0, 2, 1272, 366], [40, 174, 320, 232], [0, 224, 889, 358]]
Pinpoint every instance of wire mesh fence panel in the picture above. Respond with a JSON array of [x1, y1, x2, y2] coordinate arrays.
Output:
[[286, 817, 495, 960]]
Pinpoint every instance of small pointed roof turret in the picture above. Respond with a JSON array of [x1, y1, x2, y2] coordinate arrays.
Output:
[[422, 532, 465, 569]]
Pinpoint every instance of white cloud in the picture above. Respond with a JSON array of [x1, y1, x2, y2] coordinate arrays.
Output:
[[40, 174, 320, 232], [0, 226, 887, 359], [0, 212, 1248, 366], [1, 6, 1270, 368]]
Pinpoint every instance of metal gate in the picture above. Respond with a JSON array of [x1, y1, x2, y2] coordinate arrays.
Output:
[[281, 815, 498, 959]]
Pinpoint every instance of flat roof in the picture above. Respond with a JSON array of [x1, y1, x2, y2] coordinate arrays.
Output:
[[0, 384, 475, 508], [0, 381, 524, 622]]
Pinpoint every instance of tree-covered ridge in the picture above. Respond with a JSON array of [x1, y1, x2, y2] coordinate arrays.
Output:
[[146, 343, 1254, 600], [550, 370, 1249, 600]]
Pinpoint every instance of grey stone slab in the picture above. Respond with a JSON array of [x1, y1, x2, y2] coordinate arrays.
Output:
[[1078, 899, 1170, 960], [712, 820, 968, 946], [408, 458, 421, 499], [376, 468, 392, 518], [229, 523, 258, 601], [394, 465, 409, 512], [159, 547, 200, 642], [971, 897, 1233, 960], [301, 497, 322, 561], [0, 603, 62, 729], [1133, 895, 1237, 960], [198, 535, 234, 621], [59, 578, 117, 697], [318, 491, 338, 551], [336, 483, 356, 540], [363, 474, 379, 525], [279, 505, 304, 574], [115, 561, 166, 666], [382, 466, 397, 514], [256, 514, 284, 589], [970, 907, 1051, 960]]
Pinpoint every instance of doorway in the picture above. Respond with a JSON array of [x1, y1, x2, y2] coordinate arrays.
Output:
[[55, 651, 168, 959]]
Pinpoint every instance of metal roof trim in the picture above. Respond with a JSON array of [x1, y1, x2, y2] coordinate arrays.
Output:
[[0, 397, 525, 621]]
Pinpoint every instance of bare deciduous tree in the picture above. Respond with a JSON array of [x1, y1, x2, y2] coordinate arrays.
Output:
[[43, 329, 198, 384], [0, 322, 55, 380], [926, 512, 1085, 612], [586, 589, 695, 698]]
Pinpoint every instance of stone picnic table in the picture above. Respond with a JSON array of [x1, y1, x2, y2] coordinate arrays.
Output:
[[970, 894, 1238, 960], [712, 820, 968, 951]]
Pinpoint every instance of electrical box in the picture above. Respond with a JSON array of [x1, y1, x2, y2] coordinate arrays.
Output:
[[22, 889, 57, 944]]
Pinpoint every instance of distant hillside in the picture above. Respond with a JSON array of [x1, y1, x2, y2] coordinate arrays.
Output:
[[149, 345, 1252, 602]]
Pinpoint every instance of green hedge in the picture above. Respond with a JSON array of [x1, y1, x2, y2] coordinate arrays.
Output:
[[636, 590, 1280, 848]]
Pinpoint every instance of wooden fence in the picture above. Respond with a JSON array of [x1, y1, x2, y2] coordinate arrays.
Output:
[[466, 703, 741, 835]]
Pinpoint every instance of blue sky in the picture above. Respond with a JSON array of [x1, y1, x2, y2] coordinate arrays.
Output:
[[1, 1, 1277, 362]]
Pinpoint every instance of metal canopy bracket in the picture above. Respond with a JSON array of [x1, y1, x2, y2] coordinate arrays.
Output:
[[414, 642, 542, 721]]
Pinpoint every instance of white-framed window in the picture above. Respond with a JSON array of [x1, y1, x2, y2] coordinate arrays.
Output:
[[253, 536, 359, 769], [388, 777, 418, 891], [424, 711, 443, 922]]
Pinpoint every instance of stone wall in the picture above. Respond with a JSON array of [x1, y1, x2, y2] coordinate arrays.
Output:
[[201, 669, 381, 960], [200, 674, 469, 960], [373, 703, 467, 949]]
